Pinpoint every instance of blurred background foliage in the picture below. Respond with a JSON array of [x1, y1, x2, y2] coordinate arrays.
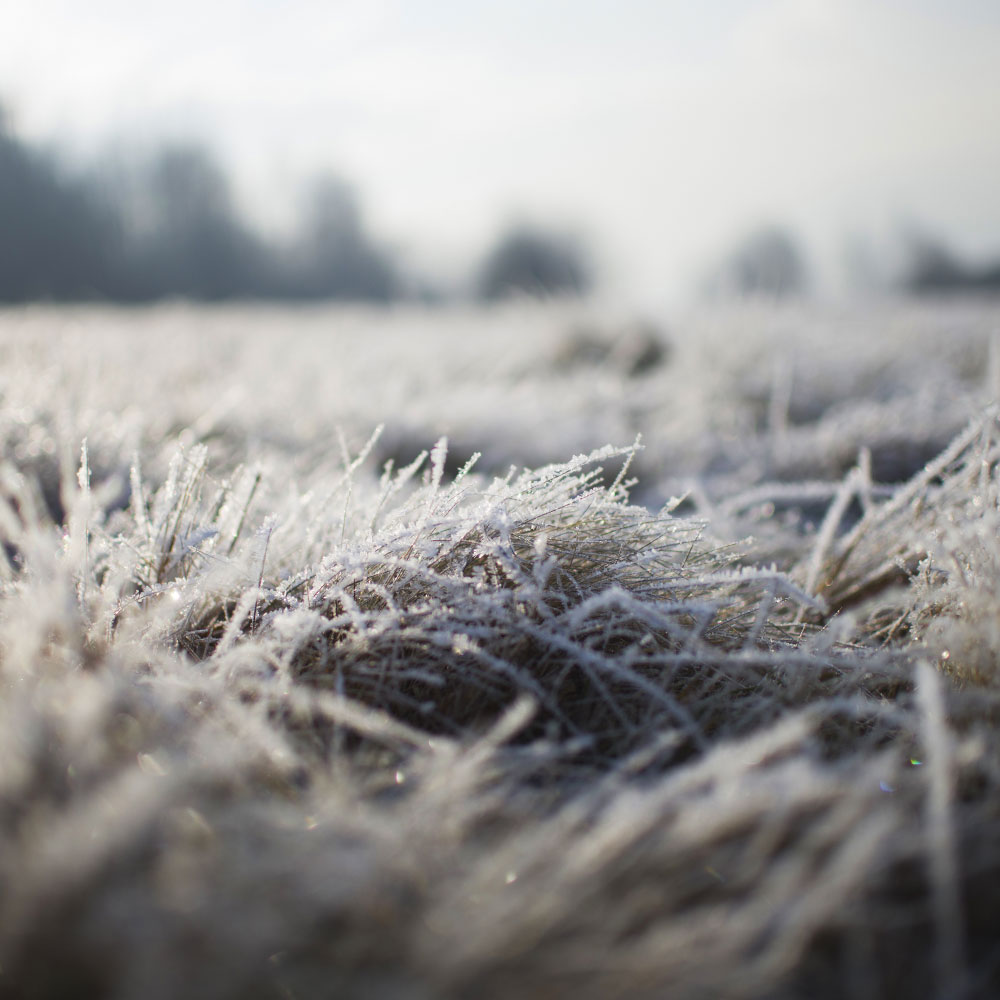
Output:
[[475, 225, 591, 301], [0, 107, 595, 305], [2, 103, 999, 305], [0, 111, 400, 303]]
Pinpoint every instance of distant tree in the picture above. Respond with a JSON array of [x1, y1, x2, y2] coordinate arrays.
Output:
[[475, 226, 591, 301], [901, 230, 1000, 294], [706, 226, 808, 299], [901, 232, 964, 292], [286, 176, 398, 301], [0, 109, 122, 301], [0, 102, 405, 303], [125, 145, 267, 300]]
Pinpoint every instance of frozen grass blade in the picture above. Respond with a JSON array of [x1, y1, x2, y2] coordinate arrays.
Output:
[[2, 300, 1000, 999]]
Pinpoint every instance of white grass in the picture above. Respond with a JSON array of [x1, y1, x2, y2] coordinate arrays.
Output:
[[1, 297, 1000, 998]]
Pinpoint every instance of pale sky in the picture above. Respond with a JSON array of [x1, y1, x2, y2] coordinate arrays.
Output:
[[2, 0, 999, 303]]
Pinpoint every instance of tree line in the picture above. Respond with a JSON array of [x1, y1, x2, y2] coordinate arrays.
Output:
[[0, 108, 592, 304]]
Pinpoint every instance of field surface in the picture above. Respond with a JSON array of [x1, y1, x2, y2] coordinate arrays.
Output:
[[2, 298, 1000, 998]]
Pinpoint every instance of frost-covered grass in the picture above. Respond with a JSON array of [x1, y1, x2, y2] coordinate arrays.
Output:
[[2, 298, 1000, 998]]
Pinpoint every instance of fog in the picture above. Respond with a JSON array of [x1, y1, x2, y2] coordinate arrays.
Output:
[[2, 1, 999, 304]]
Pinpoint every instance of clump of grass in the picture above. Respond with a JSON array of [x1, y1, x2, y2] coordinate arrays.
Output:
[[86, 434, 880, 765]]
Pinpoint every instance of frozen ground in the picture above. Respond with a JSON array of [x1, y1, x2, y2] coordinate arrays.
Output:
[[2, 297, 1000, 998]]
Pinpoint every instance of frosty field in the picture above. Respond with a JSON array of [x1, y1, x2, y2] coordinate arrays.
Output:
[[2, 298, 1000, 999]]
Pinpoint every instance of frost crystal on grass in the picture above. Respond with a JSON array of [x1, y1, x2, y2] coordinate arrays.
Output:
[[2, 300, 1000, 999]]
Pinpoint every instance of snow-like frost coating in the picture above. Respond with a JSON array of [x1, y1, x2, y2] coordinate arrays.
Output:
[[1, 299, 1000, 999]]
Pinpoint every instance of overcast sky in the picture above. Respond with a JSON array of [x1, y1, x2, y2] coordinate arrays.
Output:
[[3, 0, 999, 303]]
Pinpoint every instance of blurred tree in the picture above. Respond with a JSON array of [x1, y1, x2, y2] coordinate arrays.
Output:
[[706, 226, 808, 299], [0, 108, 122, 301], [127, 145, 267, 300], [0, 102, 404, 303], [286, 176, 398, 301], [475, 226, 591, 300], [901, 230, 1000, 294]]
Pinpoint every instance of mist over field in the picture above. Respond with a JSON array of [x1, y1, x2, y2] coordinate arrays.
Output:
[[2, 297, 1000, 998]]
